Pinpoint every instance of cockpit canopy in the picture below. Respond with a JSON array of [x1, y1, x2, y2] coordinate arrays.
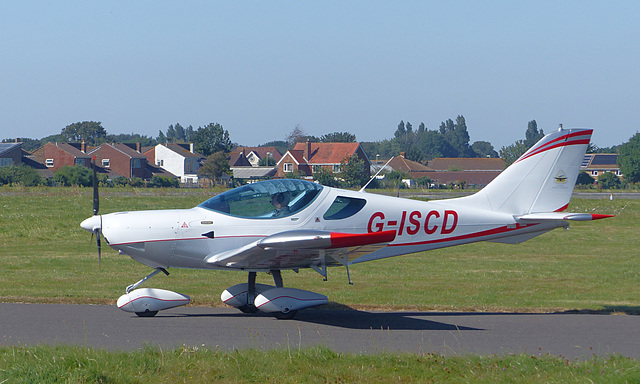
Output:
[[198, 179, 324, 219]]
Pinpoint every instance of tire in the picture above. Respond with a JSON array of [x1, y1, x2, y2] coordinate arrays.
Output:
[[238, 304, 259, 314], [274, 310, 298, 320], [135, 310, 158, 317]]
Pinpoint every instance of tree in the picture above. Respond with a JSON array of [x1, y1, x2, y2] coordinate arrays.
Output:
[[193, 123, 232, 156], [320, 132, 356, 143], [258, 157, 276, 166], [394, 121, 406, 139], [439, 115, 474, 157], [259, 140, 289, 156], [472, 141, 498, 158], [576, 171, 595, 186], [617, 132, 640, 183], [286, 125, 307, 148], [524, 120, 544, 148], [198, 151, 231, 184], [107, 133, 156, 146], [340, 155, 370, 188], [60, 121, 107, 146], [499, 140, 529, 166], [314, 167, 342, 187], [598, 172, 621, 189]]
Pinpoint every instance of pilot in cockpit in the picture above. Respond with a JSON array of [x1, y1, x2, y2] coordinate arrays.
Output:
[[270, 192, 291, 217]]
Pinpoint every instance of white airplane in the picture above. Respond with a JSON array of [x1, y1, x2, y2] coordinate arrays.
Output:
[[81, 127, 612, 318]]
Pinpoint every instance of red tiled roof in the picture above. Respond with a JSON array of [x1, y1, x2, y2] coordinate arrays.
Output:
[[428, 158, 505, 171], [292, 142, 361, 164], [387, 156, 433, 173], [413, 170, 502, 186]]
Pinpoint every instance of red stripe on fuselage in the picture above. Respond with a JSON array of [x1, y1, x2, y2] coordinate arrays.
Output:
[[388, 223, 538, 247]]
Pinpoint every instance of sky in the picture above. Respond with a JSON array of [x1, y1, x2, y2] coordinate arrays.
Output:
[[1, 1, 639, 150]]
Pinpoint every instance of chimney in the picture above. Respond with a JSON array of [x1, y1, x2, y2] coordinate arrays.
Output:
[[400, 151, 406, 158], [189, 143, 194, 153], [136, 142, 141, 153], [304, 139, 311, 160], [81, 140, 86, 153]]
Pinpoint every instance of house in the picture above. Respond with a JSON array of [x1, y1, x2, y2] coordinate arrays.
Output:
[[423, 157, 506, 188], [581, 154, 622, 180], [374, 153, 434, 187], [427, 157, 505, 172], [30, 142, 92, 172], [0, 142, 24, 167], [144, 143, 203, 183], [231, 147, 282, 166], [88, 143, 148, 179], [276, 140, 371, 179]]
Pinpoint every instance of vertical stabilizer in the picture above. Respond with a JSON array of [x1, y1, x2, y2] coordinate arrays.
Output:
[[460, 128, 592, 215]]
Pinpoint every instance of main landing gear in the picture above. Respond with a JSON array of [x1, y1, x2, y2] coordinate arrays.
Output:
[[221, 270, 328, 320]]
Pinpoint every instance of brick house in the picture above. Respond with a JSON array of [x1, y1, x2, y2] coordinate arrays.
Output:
[[276, 140, 371, 179], [144, 143, 203, 183], [30, 142, 92, 172], [0, 142, 24, 167], [88, 143, 147, 179], [231, 146, 282, 166], [581, 154, 622, 180]]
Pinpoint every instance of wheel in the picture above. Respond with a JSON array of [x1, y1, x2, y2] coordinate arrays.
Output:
[[274, 309, 298, 320], [238, 304, 259, 314], [135, 310, 158, 317]]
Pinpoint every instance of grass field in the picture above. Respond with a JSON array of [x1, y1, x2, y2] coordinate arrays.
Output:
[[1, 186, 639, 382], [0, 186, 637, 313], [2, 345, 639, 383]]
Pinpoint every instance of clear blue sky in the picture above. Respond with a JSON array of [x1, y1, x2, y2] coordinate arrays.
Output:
[[1, 1, 638, 149]]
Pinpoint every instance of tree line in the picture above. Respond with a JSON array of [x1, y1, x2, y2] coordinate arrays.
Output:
[[3, 118, 639, 188]]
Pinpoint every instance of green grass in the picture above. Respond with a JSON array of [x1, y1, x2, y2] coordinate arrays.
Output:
[[1, 345, 639, 383], [0, 186, 638, 313]]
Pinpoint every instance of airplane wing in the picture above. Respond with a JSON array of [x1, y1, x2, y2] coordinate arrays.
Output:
[[205, 230, 396, 270]]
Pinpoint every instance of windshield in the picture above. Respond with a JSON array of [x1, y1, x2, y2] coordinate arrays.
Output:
[[198, 179, 323, 219]]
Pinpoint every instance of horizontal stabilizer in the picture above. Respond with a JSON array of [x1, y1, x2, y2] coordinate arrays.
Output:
[[516, 212, 614, 222]]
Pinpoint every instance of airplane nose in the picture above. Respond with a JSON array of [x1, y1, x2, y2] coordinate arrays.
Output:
[[81, 215, 101, 232]]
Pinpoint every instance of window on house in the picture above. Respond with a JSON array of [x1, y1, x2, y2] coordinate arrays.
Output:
[[0, 158, 13, 167], [132, 159, 141, 168], [312, 165, 322, 174], [75, 158, 85, 166], [333, 164, 342, 173], [102, 159, 110, 167], [591, 170, 598, 176], [284, 163, 293, 173], [157, 160, 164, 166], [615, 170, 622, 176], [46, 159, 54, 167]]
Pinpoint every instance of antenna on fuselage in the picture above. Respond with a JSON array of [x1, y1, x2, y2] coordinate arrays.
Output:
[[359, 156, 394, 192]]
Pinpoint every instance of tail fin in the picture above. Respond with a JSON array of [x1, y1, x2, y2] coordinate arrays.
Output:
[[463, 127, 592, 215]]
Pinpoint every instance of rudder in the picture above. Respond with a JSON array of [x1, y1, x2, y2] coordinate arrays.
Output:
[[461, 127, 592, 215]]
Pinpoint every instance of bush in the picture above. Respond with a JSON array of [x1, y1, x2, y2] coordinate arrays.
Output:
[[598, 172, 621, 189], [0, 165, 43, 186], [149, 175, 179, 188], [53, 165, 92, 187]]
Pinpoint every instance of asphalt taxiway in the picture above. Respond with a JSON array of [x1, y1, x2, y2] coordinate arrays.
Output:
[[1, 303, 638, 358]]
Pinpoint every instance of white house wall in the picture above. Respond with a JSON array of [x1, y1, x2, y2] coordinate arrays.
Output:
[[155, 145, 199, 183]]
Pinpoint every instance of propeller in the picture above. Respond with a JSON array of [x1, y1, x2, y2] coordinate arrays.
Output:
[[91, 156, 101, 267]]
